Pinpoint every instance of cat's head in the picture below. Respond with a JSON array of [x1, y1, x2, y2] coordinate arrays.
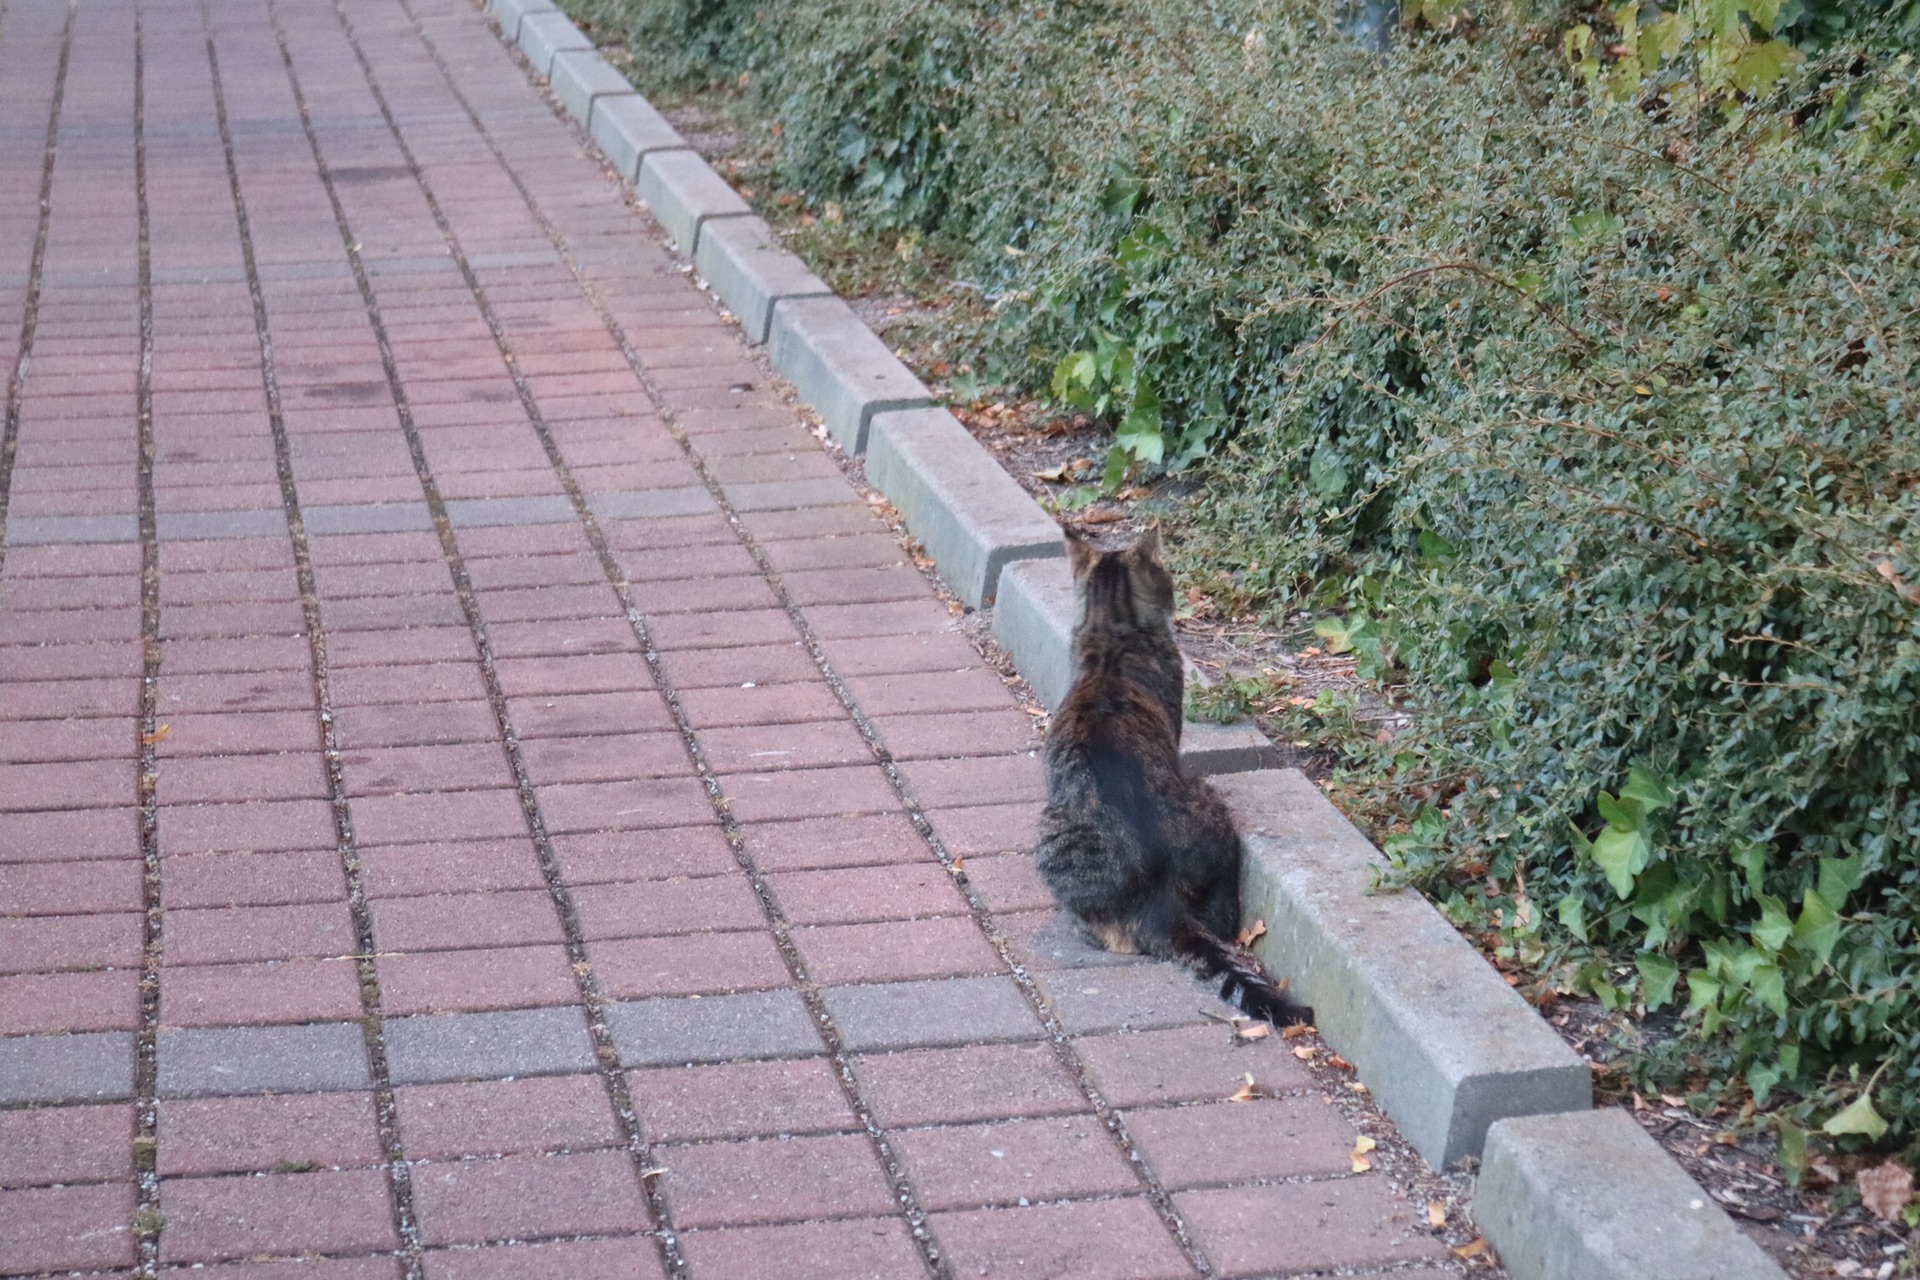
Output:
[[1067, 527, 1175, 632]]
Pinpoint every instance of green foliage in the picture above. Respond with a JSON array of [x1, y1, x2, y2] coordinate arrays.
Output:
[[577, 0, 1920, 1137]]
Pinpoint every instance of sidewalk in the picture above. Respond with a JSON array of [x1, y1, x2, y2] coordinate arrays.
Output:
[[0, 0, 1453, 1275]]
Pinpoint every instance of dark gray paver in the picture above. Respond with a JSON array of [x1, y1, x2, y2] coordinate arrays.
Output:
[[606, 988, 823, 1066], [156, 510, 287, 541], [1031, 964, 1235, 1035], [303, 501, 436, 535], [384, 1006, 598, 1084], [0, 1031, 135, 1104], [822, 976, 1046, 1052], [588, 487, 717, 520], [443, 495, 576, 528], [156, 1023, 371, 1098], [5, 515, 141, 545]]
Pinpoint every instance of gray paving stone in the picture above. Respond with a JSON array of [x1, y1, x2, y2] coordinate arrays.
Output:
[[588, 486, 717, 520], [589, 95, 688, 184], [637, 148, 753, 255], [865, 407, 1062, 609], [0, 1031, 134, 1104], [823, 976, 1045, 1052], [549, 49, 634, 126], [692, 215, 833, 344], [727, 478, 855, 513], [157, 1023, 371, 1098], [486, 0, 555, 42], [304, 501, 435, 535], [1031, 964, 1234, 1034], [1479, 1108, 1787, 1280], [990, 556, 1076, 711], [384, 1006, 597, 1084], [517, 10, 591, 77], [156, 509, 286, 541], [606, 989, 823, 1066], [443, 494, 576, 527], [1217, 768, 1590, 1167], [766, 296, 934, 454], [5, 514, 140, 545]]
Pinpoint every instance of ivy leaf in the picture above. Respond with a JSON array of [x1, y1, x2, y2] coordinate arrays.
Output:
[[1751, 893, 1793, 952], [1750, 961, 1787, 1017], [1591, 825, 1648, 898], [1636, 953, 1680, 1009], [1824, 1090, 1890, 1141], [1817, 854, 1864, 909], [1732, 841, 1768, 897], [1776, 1116, 1809, 1185], [1792, 888, 1841, 967], [1620, 763, 1675, 812], [1727, 39, 1802, 96]]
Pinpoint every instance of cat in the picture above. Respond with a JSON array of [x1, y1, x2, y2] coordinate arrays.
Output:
[[1034, 527, 1313, 1027]]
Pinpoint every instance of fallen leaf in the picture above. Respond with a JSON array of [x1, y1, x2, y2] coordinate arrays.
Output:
[[1452, 1238, 1488, 1260], [1280, 1023, 1313, 1039], [1659, 1094, 1687, 1107], [1858, 1161, 1915, 1221], [1292, 1046, 1316, 1061], [1234, 1022, 1271, 1042], [1032, 464, 1071, 483], [1348, 1081, 1369, 1093], [1878, 560, 1920, 604], [1077, 509, 1124, 525], [1327, 1054, 1353, 1071], [142, 724, 171, 745], [1428, 1200, 1448, 1229], [1227, 1073, 1266, 1103], [1351, 1152, 1372, 1173], [639, 1166, 667, 1178], [1237, 920, 1267, 947], [1809, 1157, 1842, 1184]]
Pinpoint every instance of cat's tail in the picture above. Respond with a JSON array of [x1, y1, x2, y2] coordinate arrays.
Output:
[[1167, 919, 1314, 1028]]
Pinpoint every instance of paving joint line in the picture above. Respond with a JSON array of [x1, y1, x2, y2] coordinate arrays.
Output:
[[279, 2, 681, 1272], [0, 0, 74, 580], [203, 9, 425, 1275], [412, 7, 1217, 1274], [131, 8, 165, 1272], [352, 4, 953, 1273]]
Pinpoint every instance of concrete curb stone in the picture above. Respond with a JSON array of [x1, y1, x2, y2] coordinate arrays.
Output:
[[589, 95, 688, 183], [1214, 768, 1592, 1169], [485, 0, 554, 43], [549, 48, 635, 125], [637, 148, 754, 256], [766, 295, 933, 453], [692, 215, 835, 344], [517, 11, 591, 78], [865, 407, 1064, 609], [990, 556, 1076, 712], [1478, 1109, 1789, 1280]]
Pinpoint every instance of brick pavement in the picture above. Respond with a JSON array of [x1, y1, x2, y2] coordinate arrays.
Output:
[[0, 0, 1457, 1275]]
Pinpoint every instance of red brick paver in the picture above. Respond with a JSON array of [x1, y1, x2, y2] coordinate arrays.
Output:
[[0, 0, 1462, 1275]]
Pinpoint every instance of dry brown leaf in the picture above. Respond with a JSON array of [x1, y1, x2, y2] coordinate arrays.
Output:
[[1237, 919, 1267, 947], [1292, 1046, 1316, 1061], [1032, 464, 1071, 483], [1227, 1073, 1266, 1103], [1452, 1238, 1488, 1260], [1350, 1153, 1372, 1173], [142, 724, 171, 745], [1077, 509, 1125, 526], [1858, 1161, 1915, 1221], [1427, 1200, 1448, 1229], [1234, 1022, 1271, 1042], [1280, 1023, 1314, 1039], [1877, 560, 1920, 605], [1327, 1054, 1353, 1071]]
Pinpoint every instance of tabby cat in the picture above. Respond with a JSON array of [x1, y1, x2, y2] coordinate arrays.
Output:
[[1035, 528, 1312, 1027]]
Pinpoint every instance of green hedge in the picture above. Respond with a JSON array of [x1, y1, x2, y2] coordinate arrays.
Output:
[[579, 0, 1920, 1145]]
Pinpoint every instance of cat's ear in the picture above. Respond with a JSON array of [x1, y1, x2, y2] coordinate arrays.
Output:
[[1066, 530, 1099, 580], [1130, 525, 1164, 565]]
